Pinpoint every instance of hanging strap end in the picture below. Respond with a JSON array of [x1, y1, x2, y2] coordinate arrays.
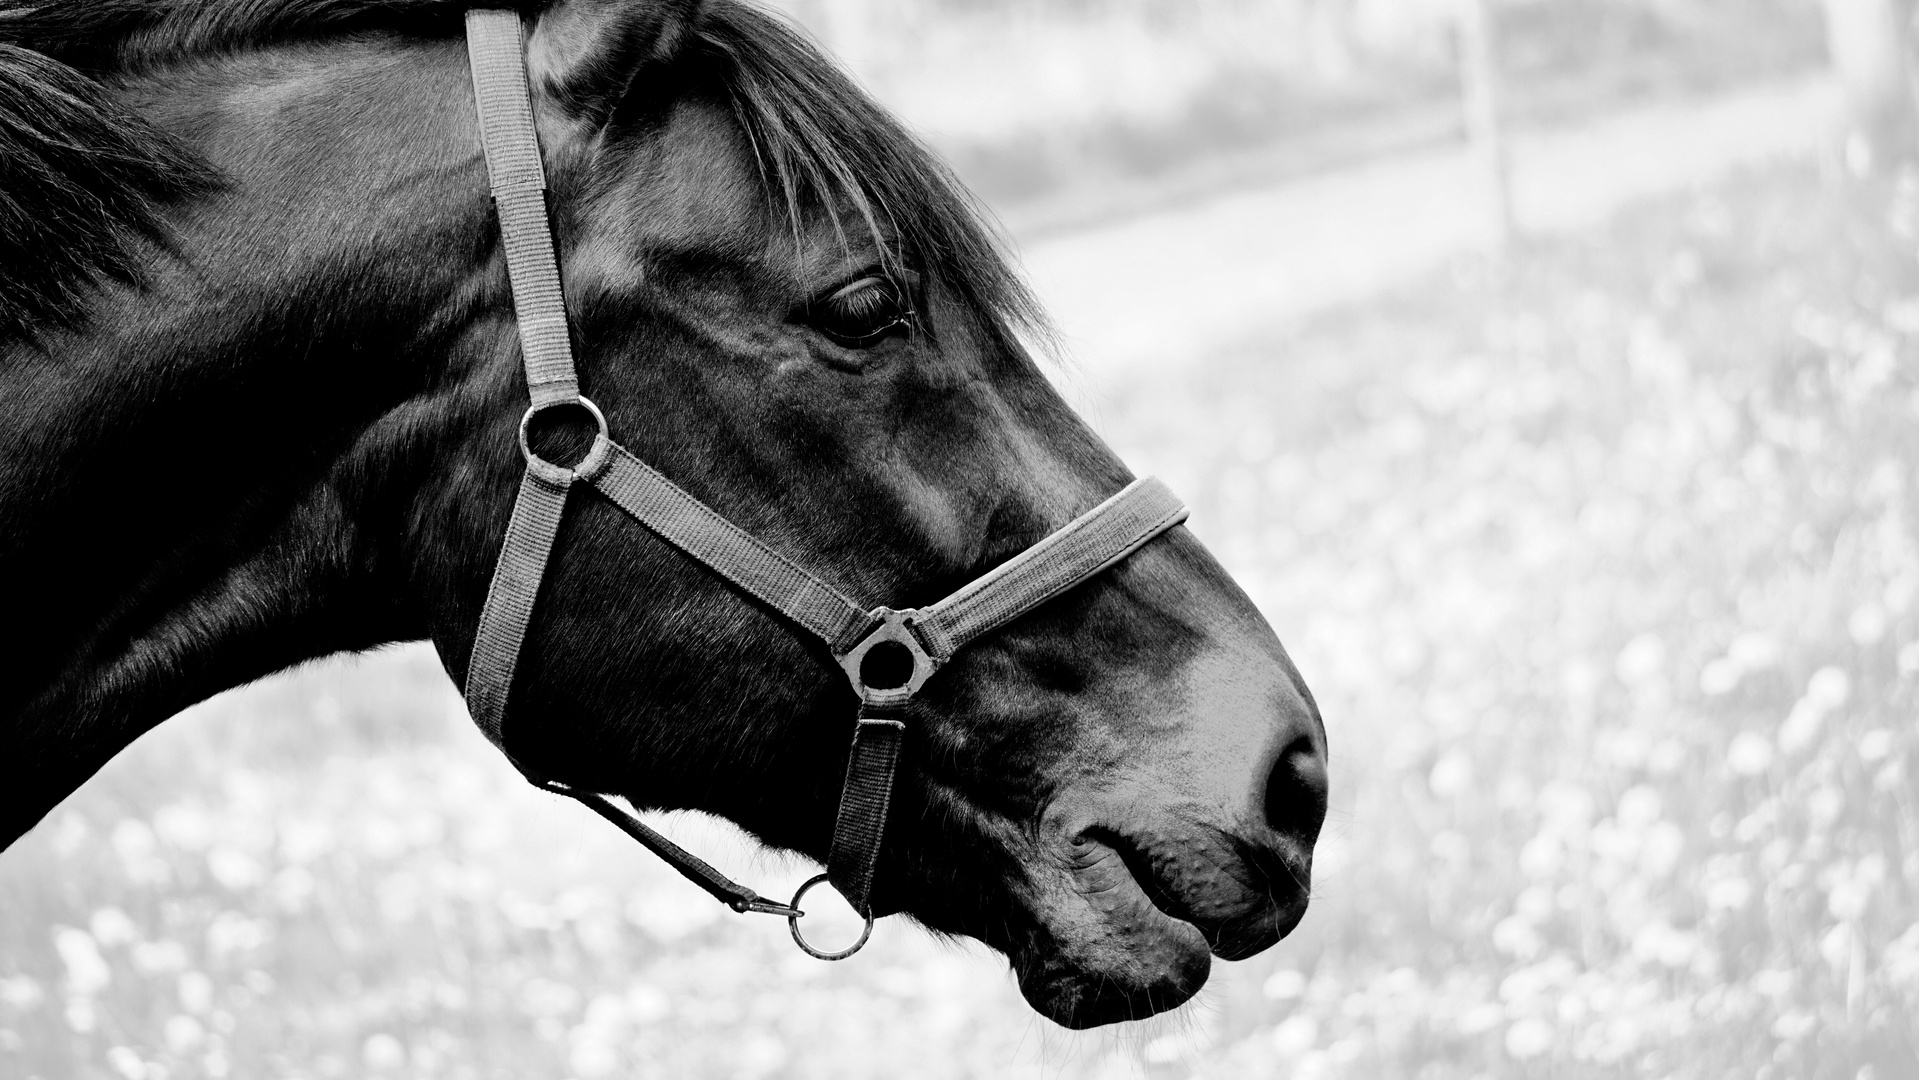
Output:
[[730, 895, 805, 918]]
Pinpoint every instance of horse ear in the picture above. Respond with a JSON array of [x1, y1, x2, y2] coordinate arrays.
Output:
[[529, 0, 704, 128]]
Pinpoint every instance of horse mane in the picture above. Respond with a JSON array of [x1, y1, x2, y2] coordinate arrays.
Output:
[[0, 0, 1045, 344], [0, 42, 217, 342]]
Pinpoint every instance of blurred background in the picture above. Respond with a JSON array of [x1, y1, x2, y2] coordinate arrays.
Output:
[[5, 0, 1918, 1076]]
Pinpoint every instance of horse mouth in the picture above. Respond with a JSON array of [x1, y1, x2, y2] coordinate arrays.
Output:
[[1006, 826, 1310, 1028]]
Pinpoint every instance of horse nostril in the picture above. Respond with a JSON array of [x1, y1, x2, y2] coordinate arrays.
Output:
[[1263, 735, 1328, 841]]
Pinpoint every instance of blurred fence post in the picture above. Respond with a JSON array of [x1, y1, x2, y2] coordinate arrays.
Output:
[[1820, 0, 1919, 174], [1308, 0, 1359, 84], [1454, 0, 1515, 251]]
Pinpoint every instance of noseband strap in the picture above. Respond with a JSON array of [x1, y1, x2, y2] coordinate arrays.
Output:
[[460, 8, 1189, 957]]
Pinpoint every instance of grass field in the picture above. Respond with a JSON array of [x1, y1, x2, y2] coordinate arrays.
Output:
[[5, 159, 1918, 1078]]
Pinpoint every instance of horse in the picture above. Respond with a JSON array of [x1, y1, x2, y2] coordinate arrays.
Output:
[[0, 0, 1327, 1028]]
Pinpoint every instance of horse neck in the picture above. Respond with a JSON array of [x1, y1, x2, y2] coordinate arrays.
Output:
[[0, 36, 499, 845]]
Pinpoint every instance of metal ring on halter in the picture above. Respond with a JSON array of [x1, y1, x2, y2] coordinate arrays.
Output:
[[518, 396, 613, 486], [786, 873, 876, 961], [837, 608, 940, 707]]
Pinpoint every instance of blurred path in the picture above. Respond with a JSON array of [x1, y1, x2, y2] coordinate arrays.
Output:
[[1022, 75, 1839, 400]]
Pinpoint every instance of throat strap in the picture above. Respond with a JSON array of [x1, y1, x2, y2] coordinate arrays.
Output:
[[462, 7, 799, 920], [464, 467, 570, 748], [826, 707, 907, 909]]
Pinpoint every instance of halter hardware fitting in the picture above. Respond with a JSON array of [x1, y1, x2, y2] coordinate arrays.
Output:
[[839, 608, 940, 705], [788, 873, 875, 960], [460, 8, 1190, 961], [518, 396, 612, 485]]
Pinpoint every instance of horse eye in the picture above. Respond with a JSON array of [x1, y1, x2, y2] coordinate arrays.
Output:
[[808, 274, 912, 348]]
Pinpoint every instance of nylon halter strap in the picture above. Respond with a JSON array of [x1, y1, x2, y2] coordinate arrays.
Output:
[[460, 7, 1189, 959]]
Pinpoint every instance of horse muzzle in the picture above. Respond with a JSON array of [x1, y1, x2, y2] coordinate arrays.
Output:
[[1002, 657, 1327, 1027], [1011, 811, 1314, 1025]]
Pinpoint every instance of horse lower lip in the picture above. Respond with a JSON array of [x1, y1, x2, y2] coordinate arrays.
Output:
[[1018, 834, 1213, 1027], [1091, 826, 1308, 960]]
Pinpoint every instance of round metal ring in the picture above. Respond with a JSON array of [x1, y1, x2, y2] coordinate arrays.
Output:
[[518, 396, 612, 485], [838, 609, 940, 707], [787, 874, 875, 961]]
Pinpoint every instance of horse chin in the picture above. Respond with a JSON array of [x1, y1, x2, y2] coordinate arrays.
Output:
[[1008, 835, 1214, 1029]]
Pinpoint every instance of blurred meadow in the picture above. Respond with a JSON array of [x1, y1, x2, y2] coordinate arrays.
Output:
[[7, 0, 1919, 1078], [781, 0, 1822, 230]]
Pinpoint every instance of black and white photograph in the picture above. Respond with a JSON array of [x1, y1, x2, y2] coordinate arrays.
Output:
[[2, 0, 1914, 1077]]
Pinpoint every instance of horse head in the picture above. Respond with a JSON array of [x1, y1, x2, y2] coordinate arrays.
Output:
[[0, 0, 1325, 1028]]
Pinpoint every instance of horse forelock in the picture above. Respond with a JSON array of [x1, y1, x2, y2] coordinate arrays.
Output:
[[683, 5, 1049, 351], [0, 0, 1051, 355]]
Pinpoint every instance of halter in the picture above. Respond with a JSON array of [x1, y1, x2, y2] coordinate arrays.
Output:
[[460, 9, 1189, 959]]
